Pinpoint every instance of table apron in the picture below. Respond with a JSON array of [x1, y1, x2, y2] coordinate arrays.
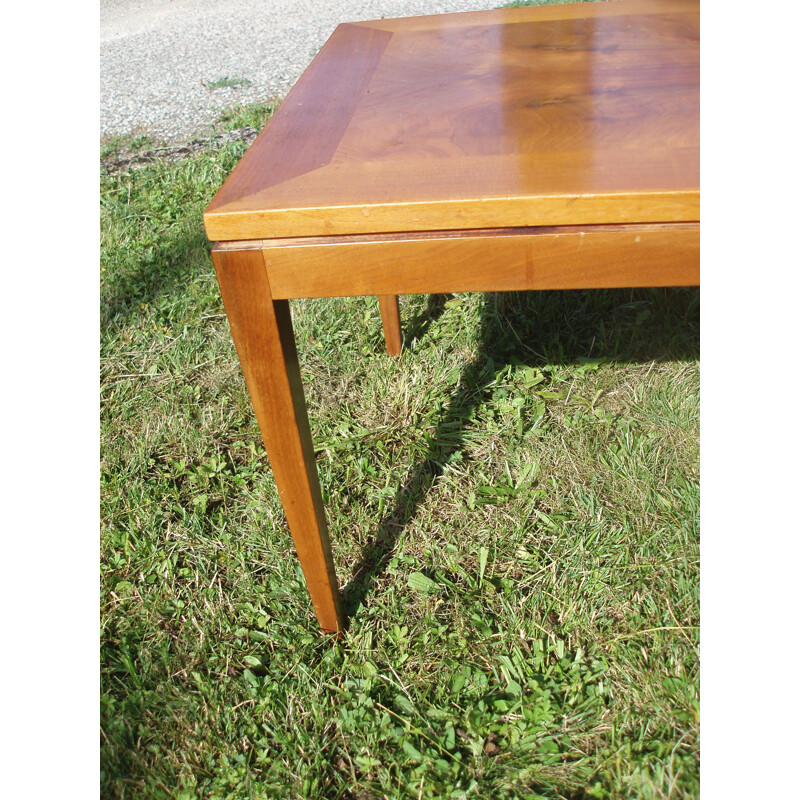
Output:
[[215, 222, 698, 300]]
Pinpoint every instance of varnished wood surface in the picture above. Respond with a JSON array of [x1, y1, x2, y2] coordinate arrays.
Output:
[[211, 246, 344, 634], [206, 0, 701, 634], [378, 295, 403, 356], [215, 223, 699, 299], [204, 0, 699, 241]]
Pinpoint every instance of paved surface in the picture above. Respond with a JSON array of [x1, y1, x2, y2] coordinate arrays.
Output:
[[101, 0, 500, 142]]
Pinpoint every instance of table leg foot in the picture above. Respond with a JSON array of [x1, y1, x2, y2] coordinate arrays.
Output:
[[378, 294, 402, 356], [212, 245, 344, 635]]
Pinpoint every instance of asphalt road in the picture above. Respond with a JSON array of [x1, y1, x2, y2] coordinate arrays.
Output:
[[101, 0, 500, 142]]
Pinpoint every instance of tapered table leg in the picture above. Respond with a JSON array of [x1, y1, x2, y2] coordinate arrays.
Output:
[[211, 245, 344, 634], [378, 294, 402, 356]]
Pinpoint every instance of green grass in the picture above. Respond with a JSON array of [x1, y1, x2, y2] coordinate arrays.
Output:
[[100, 99, 699, 798], [206, 76, 253, 91], [216, 102, 278, 132], [101, 133, 157, 161]]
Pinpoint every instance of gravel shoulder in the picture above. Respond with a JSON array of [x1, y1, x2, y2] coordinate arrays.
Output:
[[101, 0, 499, 143]]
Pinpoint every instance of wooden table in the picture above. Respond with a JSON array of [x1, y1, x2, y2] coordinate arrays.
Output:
[[203, 0, 699, 635]]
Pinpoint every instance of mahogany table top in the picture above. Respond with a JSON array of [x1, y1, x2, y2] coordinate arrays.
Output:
[[204, 0, 699, 242]]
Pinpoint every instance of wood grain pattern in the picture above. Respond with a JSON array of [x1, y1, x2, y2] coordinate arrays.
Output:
[[359, 0, 698, 31], [378, 295, 402, 356], [246, 223, 699, 299], [207, 23, 391, 202], [211, 246, 344, 635], [205, 1, 701, 634], [204, 0, 699, 241]]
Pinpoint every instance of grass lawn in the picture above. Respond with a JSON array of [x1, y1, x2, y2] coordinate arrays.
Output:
[[100, 44, 699, 800]]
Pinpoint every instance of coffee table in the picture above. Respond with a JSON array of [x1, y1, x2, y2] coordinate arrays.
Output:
[[203, 0, 699, 635]]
